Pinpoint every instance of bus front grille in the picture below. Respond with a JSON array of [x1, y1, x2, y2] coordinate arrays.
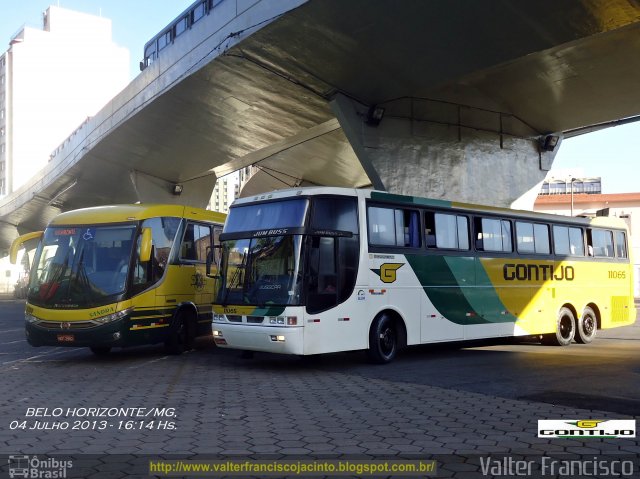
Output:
[[37, 320, 98, 330]]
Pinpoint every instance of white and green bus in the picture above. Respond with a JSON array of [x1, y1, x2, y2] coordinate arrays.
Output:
[[211, 187, 636, 363]]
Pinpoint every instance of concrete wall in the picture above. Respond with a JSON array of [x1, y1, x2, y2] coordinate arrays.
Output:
[[332, 95, 556, 209]]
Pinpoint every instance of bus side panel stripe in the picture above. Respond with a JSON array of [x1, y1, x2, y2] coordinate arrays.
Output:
[[406, 255, 514, 325]]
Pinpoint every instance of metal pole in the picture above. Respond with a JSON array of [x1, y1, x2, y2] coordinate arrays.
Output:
[[570, 177, 576, 216]]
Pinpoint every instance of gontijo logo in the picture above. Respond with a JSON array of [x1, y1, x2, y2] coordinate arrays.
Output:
[[538, 419, 635, 438], [371, 263, 404, 284]]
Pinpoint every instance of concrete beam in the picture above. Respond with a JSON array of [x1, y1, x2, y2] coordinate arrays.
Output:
[[330, 94, 562, 209]]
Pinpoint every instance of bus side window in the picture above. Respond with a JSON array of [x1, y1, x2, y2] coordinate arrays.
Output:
[[131, 217, 180, 295], [180, 223, 212, 262], [368, 206, 420, 247], [554, 225, 585, 256], [589, 228, 614, 258], [475, 217, 512, 252], [615, 231, 627, 258], [424, 211, 436, 248], [181, 223, 197, 260]]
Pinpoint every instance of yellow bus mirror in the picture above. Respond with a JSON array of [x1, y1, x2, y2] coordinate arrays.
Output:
[[139, 228, 153, 262], [10, 231, 43, 264]]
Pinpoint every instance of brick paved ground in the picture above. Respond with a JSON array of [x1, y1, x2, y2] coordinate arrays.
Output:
[[0, 337, 638, 478]]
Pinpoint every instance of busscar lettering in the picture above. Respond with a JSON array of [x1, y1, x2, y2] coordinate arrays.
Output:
[[503, 264, 575, 281]]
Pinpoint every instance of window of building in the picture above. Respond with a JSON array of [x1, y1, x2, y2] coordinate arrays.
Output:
[[158, 30, 172, 51], [368, 206, 421, 248], [193, 2, 206, 23], [553, 225, 584, 256], [516, 221, 550, 254], [549, 182, 566, 194], [175, 15, 189, 37], [424, 212, 469, 250], [475, 217, 512, 252]]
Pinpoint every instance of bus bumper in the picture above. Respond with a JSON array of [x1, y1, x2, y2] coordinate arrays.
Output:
[[25, 315, 130, 348], [212, 324, 304, 355]]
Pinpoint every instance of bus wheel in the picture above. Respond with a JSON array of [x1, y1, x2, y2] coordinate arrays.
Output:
[[575, 306, 597, 344], [90, 346, 111, 356], [542, 307, 575, 346], [367, 313, 398, 364], [165, 311, 195, 355]]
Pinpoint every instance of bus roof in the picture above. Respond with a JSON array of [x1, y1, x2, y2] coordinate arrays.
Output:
[[232, 187, 629, 230], [50, 204, 226, 226]]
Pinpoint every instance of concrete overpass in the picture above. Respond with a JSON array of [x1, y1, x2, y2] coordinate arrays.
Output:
[[2, 0, 640, 252]]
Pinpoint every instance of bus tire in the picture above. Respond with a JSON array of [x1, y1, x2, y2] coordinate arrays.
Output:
[[90, 346, 111, 356], [164, 310, 195, 355], [367, 313, 398, 364], [575, 306, 597, 344], [542, 307, 575, 346]]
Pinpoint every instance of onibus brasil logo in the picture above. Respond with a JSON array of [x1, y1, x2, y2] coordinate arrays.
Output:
[[8, 455, 72, 478], [538, 419, 636, 438]]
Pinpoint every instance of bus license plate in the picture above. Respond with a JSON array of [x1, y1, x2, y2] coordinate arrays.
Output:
[[57, 334, 74, 342]]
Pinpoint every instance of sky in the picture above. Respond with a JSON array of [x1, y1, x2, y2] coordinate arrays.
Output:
[[0, 0, 194, 77], [1, 1, 638, 194]]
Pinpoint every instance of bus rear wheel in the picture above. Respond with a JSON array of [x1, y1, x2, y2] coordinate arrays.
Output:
[[575, 306, 597, 344], [542, 307, 575, 346], [367, 313, 398, 364]]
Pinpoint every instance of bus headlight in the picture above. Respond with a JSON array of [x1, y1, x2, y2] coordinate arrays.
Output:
[[268, 316, 297, 325], [213, 314, 225, 322], [25, 313, 40, 324], [92, 308, 132, 325]]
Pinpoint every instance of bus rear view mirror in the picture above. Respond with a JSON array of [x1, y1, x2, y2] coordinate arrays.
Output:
[[139, 228, 153, 263], [10, 231, 44, 264]]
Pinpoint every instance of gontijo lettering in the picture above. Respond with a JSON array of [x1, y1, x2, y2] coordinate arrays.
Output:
[[503, 263, 574, 281]]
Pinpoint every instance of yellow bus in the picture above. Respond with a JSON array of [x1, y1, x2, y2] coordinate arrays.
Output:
[[211, 187, 636, 363], [10, 204, 225, 355]]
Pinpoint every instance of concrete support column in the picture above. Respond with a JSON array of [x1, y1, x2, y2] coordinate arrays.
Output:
[[330, 93, 561, 209], [128, 170, 217, 208]]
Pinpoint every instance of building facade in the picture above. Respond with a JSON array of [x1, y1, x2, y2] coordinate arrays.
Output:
[[208, 165, 259, 213], [0, 5, 129, 196]]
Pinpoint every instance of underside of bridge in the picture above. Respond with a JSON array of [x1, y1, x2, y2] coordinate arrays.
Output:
[[1, 0, 640, 251]]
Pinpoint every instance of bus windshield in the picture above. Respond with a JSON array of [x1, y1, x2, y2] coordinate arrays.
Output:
[[28, 225, 137, 307], [217, 235, 304, 306]]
